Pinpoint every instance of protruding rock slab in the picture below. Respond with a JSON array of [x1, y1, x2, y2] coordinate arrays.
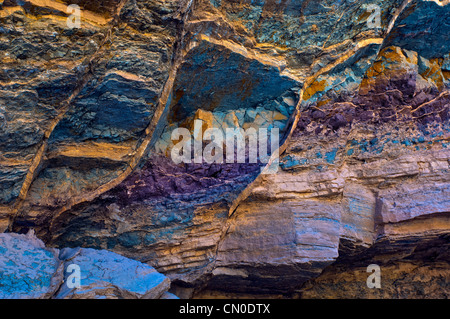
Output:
[[56, 247, 171, 299]]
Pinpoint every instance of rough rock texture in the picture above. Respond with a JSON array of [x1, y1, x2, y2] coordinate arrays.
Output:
[[0, 232, 62, 299], [0, 231, 173, 299], [57, 246, 171, 299], [1, 0, 449, 298]]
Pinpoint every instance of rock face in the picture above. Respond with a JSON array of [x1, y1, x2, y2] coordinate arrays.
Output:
[[57, 246, 171, 299], [0, 232, 62, 299], [0, 231, 173, 299], [1, 0, 449, 298]]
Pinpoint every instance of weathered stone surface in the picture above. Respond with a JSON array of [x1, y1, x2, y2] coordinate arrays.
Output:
[[0, 231, 62, 299], [56, 247, 170, 299], [0, 0, 118, 208], [1, 0, 449, 299], [207, 200, 340, 294]]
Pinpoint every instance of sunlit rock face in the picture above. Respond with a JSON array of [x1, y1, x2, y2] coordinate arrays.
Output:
[[0, 231, 172, 299], [0, 0, 449, 299]]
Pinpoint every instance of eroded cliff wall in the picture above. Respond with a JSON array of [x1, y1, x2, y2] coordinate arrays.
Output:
[[0, 0, 449, 298]]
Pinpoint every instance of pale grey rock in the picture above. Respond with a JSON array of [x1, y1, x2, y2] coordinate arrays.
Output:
[[0, 231, 63, 299]]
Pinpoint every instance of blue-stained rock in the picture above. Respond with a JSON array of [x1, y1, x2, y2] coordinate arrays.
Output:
[[49, 72, 159, 144], [0, 232, 173, 299], [160, 292, 179, 299], [56, 247, 171, 299], [1, 0, 449, 299], [0, 232, 62, 299]]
